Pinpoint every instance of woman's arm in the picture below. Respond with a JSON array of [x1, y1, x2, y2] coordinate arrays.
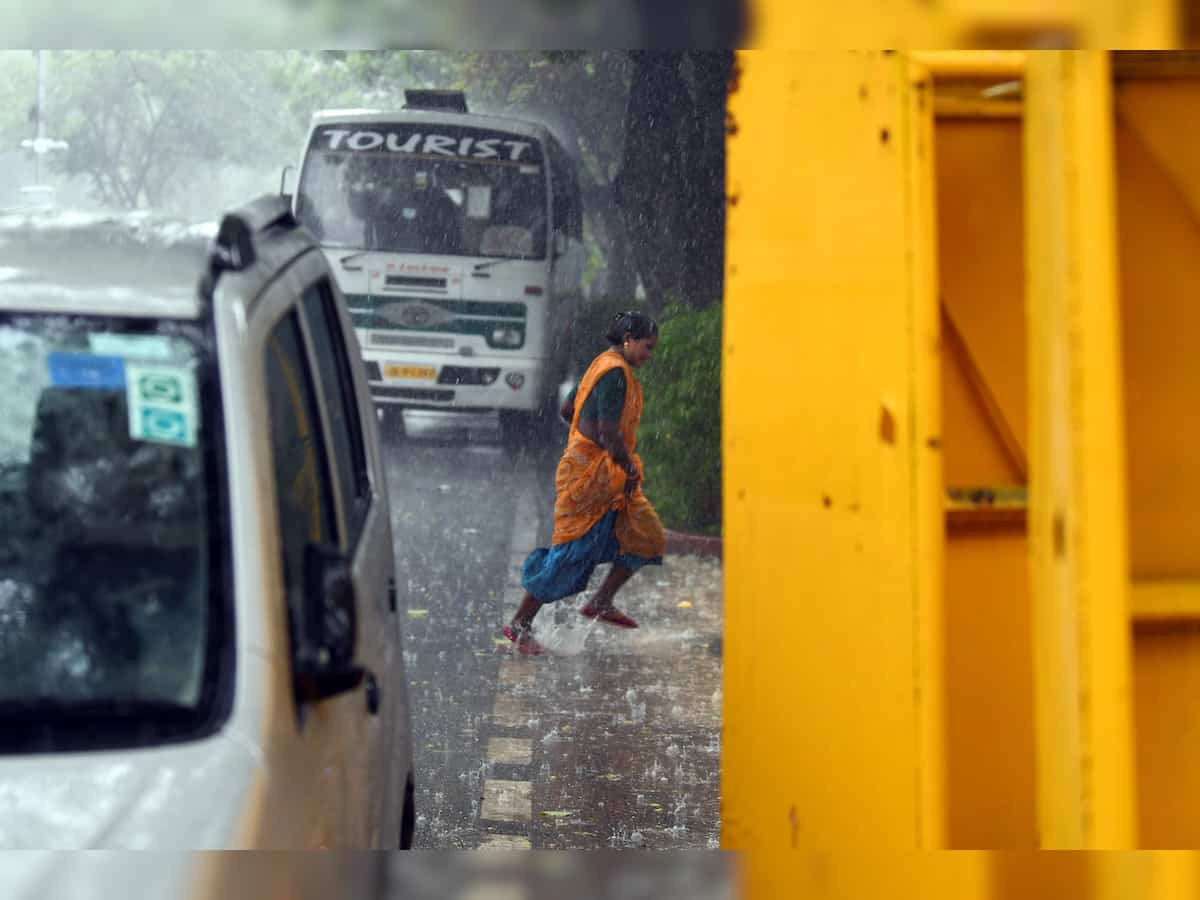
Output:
[[597, 420, 639, 492]]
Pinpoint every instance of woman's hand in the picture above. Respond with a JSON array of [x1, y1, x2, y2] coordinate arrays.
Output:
[[623, 464, 641, 496]]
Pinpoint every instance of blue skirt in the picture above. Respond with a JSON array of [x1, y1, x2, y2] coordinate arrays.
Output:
[[521, 510, 663, 603]]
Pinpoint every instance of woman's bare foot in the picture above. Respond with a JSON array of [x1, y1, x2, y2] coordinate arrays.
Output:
[[501, 623, 546, 655], [579, 603, 638, 629]]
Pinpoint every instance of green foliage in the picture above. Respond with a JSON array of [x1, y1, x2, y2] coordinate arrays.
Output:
[[637, 303, 722, 535]]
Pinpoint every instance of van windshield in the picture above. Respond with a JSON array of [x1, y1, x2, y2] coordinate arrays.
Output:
[[296, 123, 548, 260], [0, 313, 230, 752]]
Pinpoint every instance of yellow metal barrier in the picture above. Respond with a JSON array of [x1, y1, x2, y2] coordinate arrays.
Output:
[[723, 45, 1200, 900], [746, 0, 1180, 48]]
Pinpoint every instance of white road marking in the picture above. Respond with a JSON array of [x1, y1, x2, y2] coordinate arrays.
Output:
[[487, 737, 534, 766], [458, 881, 530, 898], [491, 694, 530, 728], [473, 477, 545, 847], [498, 658, 538, 686], [476, 834, 533, 851], [480, 779, 533, 823]]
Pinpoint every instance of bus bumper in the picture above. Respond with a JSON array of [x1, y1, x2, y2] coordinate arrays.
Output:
[[361, 351, 550, 413]]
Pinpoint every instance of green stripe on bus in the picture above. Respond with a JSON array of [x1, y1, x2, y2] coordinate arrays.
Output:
[[343, 294, 526, 320], [350, 313, 525, 350]]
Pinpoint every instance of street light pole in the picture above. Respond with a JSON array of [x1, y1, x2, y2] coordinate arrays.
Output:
[[20, 49, 68, 188], [35, 50, 45, 182]]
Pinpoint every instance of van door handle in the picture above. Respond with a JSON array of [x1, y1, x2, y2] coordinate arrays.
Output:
[[388, 577, 397, 613], [364, 669, 381, 716]]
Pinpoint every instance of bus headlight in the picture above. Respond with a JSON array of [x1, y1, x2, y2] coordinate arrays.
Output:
[[505, 372, 526, 390], [491, 326, 523, 348]]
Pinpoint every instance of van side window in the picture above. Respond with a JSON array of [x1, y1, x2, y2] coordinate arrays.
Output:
[[301, 279, 371, 545], [265, 310, 338, 597]]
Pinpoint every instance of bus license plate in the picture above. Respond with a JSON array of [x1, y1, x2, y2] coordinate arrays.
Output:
[[385, 365, 437, 380]]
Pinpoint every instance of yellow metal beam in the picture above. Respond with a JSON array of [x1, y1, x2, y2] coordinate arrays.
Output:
[[913, 50, 1027, 79], [1023, 50, 1137, 848], [934, 96, 1023, 119], [1131, 581, 1200, 622]]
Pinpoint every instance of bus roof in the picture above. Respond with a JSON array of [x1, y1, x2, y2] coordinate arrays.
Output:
[[309, 107, 552, 144]]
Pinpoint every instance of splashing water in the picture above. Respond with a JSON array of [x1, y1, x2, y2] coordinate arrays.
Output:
[[530, 614, 593, 656]]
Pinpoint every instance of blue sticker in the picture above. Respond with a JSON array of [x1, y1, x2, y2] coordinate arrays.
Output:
[[47, 352, 127, 389]]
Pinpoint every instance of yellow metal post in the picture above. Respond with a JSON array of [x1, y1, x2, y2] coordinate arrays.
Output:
[[722, 49, 944, 860], [1023, 50, 1137, 848]]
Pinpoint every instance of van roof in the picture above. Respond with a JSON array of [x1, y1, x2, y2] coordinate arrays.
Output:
[[0, 213, 214, 320], [309, 107, 551, 143]]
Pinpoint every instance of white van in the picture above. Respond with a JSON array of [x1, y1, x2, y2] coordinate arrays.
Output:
[[0, 197, 415, 864], [292, 90, 586, 443]]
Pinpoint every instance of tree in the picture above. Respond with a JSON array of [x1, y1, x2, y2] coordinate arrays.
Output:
[[44, 51, 293, 210], [0, 53, 38, 143]]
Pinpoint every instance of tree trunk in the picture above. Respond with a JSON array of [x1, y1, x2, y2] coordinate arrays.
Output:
[[614, 51, 690, 316], [583, 184, 637, 299], [614, 50, 732, 315], [683, 51, 733, 309]]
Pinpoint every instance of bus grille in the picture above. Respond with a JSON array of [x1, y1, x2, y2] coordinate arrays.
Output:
[[370, 332, 456, 349]]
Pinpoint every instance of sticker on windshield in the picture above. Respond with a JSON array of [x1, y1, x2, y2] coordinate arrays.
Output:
[[89, 333, 173, 361], [47, 352, 126, 389], [125, 363, 198, 448], [466, 185, 492, 219]]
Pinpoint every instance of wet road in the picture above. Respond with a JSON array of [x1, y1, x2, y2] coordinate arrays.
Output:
[[383, 410, 723, 850]]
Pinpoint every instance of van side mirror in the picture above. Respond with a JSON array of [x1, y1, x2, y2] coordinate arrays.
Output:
[[293, 542, 364, 702]]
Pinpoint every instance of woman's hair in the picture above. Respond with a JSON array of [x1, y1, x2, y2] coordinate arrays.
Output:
[[605, 310, 659, 346]]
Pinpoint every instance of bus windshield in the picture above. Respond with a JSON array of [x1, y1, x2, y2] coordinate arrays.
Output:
[[296, 123, 548, 261]]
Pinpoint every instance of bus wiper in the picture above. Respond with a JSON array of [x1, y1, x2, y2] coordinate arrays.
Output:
[[339, 249, 373, 268], [472, 257, 519, 274]]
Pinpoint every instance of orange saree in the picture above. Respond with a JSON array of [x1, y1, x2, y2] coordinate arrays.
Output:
[[551, 349, 665, 560]]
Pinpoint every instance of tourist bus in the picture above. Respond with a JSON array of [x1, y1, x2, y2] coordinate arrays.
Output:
[[293, 91, 585, 443]]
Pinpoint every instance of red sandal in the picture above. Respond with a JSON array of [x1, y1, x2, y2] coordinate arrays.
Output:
[[501, 624, 546, 656], [579, 604, 639, 629]]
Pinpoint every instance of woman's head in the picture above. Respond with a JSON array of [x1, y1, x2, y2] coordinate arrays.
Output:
[[606, 310, 659, 368]]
